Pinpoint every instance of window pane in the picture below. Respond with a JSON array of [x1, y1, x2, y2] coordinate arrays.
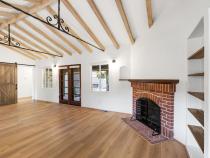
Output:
[[72, 69, 81, 102], [74, 72, 80, 80], [92, 65, 100, 71], [64, 81, 68, 87], [43, 68, 53, 88], [101, 65, 109, 91], [74, 96, 80, 102], [74, 81, 80, 87], [101, 64, 108, 70], [63, 94, 68, 100], [64, 72, 68, 81], [64, 88, 68, 93], [62, 70, 68, 100], [92, 65, 100, 91], [74, 87, 80, 95]]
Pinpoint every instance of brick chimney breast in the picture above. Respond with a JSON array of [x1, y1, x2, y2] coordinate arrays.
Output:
[[129, 79, 179, 138]]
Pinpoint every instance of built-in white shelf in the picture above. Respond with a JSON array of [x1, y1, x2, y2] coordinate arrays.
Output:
[[187, 18, 205, 158]]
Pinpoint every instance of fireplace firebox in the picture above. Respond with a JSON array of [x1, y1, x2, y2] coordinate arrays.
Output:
[[136, 98, 161, 135]]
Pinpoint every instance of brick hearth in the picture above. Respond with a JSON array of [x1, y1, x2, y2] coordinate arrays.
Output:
[[129, 79, 179, 138]]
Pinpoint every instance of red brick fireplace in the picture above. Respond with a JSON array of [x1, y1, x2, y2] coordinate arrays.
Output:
[[129, 79, 179, 139]]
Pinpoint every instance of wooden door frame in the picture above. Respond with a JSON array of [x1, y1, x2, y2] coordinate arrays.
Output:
[[59, 64, 81, 106]]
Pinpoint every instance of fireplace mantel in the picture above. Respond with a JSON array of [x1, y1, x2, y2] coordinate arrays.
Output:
[[119, 79, 179, 84]]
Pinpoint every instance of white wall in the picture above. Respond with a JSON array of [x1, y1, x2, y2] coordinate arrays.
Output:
[[0, 46, 35, 99], [34, 46, 132, 114]]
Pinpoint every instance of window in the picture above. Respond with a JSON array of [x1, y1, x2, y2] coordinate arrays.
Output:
[[43, 68, 53, 88], [92, 64, 109, 92]]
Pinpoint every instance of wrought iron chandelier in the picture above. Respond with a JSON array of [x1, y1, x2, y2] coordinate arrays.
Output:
[[0, 24, 62, 57], [0, 0, 104, 52]]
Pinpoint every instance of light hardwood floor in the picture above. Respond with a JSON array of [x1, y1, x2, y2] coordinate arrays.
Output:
[[0, 101, 188, 158]]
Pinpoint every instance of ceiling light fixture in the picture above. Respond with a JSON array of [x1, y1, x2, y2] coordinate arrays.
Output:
[[0, 24, 62, 57], [0, 0, 104, 52]]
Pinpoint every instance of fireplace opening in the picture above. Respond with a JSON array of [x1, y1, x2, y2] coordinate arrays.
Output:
[[136, 98, 161, 135]]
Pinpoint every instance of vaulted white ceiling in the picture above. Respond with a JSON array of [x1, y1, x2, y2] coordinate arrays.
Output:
[[0, 0, 173, 60]]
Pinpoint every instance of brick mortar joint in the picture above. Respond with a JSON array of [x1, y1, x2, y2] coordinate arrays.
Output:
[[132, 89, 176, 94]]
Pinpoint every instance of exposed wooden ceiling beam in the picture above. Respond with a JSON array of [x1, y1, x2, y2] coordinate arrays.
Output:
[[8, 29, 54, 59], [0, 0, 57, 29], [0, 3, 30, 11], [25, 0, 42, 4], [62, 0, 105, 51], [146, 0, 153, 28], [14, 24, 64, 56], [46, 7, 93, 53], [0, 18, 7, 24], [22, 19, 74, 56], [0, 11, 17, 19], [0, 30, 44, 59], [87, 0, 120, 49], [115, 0, 135, 44]]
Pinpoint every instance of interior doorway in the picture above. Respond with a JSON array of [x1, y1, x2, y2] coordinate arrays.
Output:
[[59, 64, 81, 106], [18, 65, 33, 102]]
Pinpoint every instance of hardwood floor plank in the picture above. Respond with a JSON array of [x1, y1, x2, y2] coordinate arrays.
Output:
[[0, 101, 188, 158]]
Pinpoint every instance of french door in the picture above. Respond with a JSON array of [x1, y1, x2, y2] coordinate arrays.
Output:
[[0, 63, 17, 105], [59, 64, 81, 106]]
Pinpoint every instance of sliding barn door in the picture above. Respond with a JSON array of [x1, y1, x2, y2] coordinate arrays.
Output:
[[0, 63, 17, 105]]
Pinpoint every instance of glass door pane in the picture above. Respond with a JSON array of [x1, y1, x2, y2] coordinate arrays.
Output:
[[72, 69, 80, 102], [63, 71, 68, 101]]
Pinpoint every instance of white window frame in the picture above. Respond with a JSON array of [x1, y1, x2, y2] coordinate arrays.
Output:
[[91, 63, 109, 92], [42, 68, 53, 89]]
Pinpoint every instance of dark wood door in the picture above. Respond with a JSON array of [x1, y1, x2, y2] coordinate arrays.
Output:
[[0, 63, 17, 105], [59, 69, 69, 104], [59, 65, 81, 106], [69, 67, 81, 106]]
